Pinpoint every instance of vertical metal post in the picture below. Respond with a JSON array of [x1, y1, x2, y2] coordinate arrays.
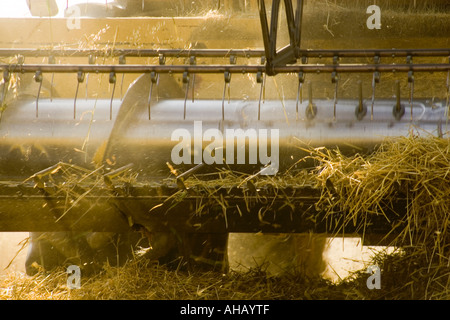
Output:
[[371, 55, 380, 120], [86, 54, 96, 100], [222, 71, 231, 121], [148, 71, 157, 120], [393, 80, 405, 120], [296, 71, 304, 121], [183, 71, 190, 120], [109, 72, 116, 120], [355, 80, 367, 121], [408, 70, 414, 121], [74, 71, 85, 119], [34, 71, 43, 118], [257, 71, 264, 121], [306, 81, 316, 120]]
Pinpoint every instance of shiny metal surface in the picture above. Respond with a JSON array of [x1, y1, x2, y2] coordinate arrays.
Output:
[[103, 74, 447, 180], [0, 76, 446, 180], [0, 74, 446, 233], [0, 99, 120, 178]]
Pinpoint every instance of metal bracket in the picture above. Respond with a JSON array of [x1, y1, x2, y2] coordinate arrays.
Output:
[[258, 0, 304, 76]]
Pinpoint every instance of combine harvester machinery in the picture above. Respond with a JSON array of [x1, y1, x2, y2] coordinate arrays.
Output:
[[0, 0, 448, 275]]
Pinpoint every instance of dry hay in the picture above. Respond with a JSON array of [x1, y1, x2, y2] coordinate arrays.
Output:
[[308, 131, 449, 251], [1, 133, 449, 300], [0, 259, 337, 300], [303, 130, 450, 299], [173, 131, 449, 300]]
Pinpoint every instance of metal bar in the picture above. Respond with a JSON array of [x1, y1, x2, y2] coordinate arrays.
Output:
[[2, 63, 449, 74], [183, 71, 190, 119], [0, 48, 266, 58], [355, 80, 367, 121], [109, 72, 116, 120], [294, 0, 304, 57], [1, 48, 448, 58], [257, 0, 271, 63], [269, 0, 281, 64], [271, 45, 297, 66], [176, 163, 205, 190], [298, 49, 450, 58], [284, 0, 297, 51], [0, 182, 402, 238]]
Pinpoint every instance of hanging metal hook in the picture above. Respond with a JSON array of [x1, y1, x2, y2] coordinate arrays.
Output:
[[34, 70, 43, 118], [331, 55, 339, 121], [86, 54, 96, 100], [393, 80, 405, 121], [183, 71, 190, 120], [371, 71, 380, 121], [408, 70, 414, 121], [407, 55, 414, 121], [261, 56, 267, 104], [147, 71, 158, 120], [109, 72, 116, 120], [74, 71, 85, 119], [227, 55, 236, 104], [257, 70, 264, 120], [222, 71, 231, 121], [371, 55, 380, 120], [305, 81, 316, 120], [331, 70, 338, 121], [295, 71, 305, 121], [355, 80, 367, 120], [257, 56, 267, 119]]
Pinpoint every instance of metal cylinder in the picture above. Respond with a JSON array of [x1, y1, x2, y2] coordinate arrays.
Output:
[[0, 76, 446, 180], [0, 74, 446, 233], [0, 99, 120, 178], [102, 74, 447, 181]]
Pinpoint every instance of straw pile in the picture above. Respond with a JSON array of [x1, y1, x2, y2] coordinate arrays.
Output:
[[175, 132, 450, 299], [305, 131, 450, 299], [309, 132, 449, 249], [0, 259, 337, 300], [1, 133, 449, 300]]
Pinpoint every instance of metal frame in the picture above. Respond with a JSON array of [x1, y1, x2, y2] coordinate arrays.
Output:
[[258, 0, 304, 75], [1, 63, 449, 74], [0, 48, 449, 58], [0, 180, 402, 245], [1, 48, 448, 76]]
